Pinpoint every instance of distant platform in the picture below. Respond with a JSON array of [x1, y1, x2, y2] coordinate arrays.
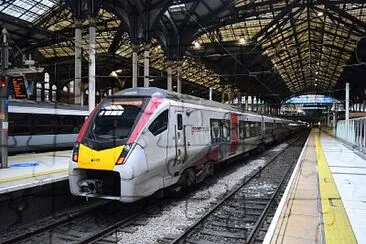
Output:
[[264, 129, 365, 244], [0, 150, 70, 194]]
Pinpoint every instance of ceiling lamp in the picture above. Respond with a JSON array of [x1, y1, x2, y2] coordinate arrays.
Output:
[[193, 41, 201, 49], [239, 37, 247, 45], [317, 12, 324, 17]]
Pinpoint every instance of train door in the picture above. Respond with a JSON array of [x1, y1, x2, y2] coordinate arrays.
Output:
[[230, 114, 238, 155], [164, 105, 187, 186], [139, 108, 169, 192]]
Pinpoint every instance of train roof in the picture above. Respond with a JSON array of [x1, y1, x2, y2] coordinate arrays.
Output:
[[9, 99, 89, 116], [114, 87, 253, 113], [114, 87, 293, 122]]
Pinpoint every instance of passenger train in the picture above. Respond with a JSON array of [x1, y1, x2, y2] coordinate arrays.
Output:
[[8, 100, 88, 154], [69, 87, 302, 202]]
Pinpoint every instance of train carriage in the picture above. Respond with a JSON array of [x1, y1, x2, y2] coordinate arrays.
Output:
[[8, 100, 88, 154], [69, 87, 301, 202]]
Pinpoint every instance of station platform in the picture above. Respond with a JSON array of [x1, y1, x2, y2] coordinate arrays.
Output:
[[264, 129, 366, 244], [0, 150, 70, 194]]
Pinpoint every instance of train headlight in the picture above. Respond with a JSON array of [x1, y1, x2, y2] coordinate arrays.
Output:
[[116, 144, 132, 165], [72, 142, 80, 162]]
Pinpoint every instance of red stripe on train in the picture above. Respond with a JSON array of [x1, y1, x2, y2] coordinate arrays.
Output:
[[230, 114, 238, 154], [195, 147, 219, 168], [128, 97, 163, 143], [77, 107, 98, 142]]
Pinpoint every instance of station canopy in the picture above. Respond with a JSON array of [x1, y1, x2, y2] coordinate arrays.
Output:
[[0, 0, 366, 102]]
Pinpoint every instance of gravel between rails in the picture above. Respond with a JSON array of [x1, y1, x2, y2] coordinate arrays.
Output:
[[117, 143, 289, 244]]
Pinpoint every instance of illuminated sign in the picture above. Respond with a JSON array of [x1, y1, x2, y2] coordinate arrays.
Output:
[[11, 76, 27, 99], [112, 101, 143, 106]]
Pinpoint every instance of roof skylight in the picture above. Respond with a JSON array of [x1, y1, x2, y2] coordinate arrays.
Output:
[[0, 0, 58, 22]]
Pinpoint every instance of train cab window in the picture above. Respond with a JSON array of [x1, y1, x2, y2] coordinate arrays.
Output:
[[149, 110, 168, 136], [177, 114, 183, 130], [210, 119, 221, 143], [88, 98, 145, 141]]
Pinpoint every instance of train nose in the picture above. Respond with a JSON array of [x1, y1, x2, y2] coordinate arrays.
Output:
[[78, 179, 102, 194]]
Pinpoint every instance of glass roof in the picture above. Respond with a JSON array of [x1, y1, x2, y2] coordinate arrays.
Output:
[[0, 0, 58, 22], [2, 0, 366, 98], [36, 7, 222, 92], [192, 2, 366, 95]]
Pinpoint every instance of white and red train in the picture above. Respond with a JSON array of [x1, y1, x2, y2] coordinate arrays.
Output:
[[69, 87, 302, 202]]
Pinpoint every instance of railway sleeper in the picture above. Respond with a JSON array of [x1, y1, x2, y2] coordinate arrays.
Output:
[[199, 228, 246, 239], [209, 221, 251, 231]]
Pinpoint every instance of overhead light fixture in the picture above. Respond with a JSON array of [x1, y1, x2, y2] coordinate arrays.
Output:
[[169, 3, 186, 13], [239, 37, 247, 45], [315, 83, 318, 87], [110, 71, 118, 77], [317, 12, 324, 17], [315, 71, 319, 75], [193, 41, 201, 49]]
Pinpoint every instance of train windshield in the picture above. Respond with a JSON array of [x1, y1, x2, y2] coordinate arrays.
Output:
[[85, 98, 147, 145]]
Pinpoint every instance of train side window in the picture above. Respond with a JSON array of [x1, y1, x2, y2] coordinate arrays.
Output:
[[222, 120, 231, 142], [149, 110, 168, 136], [245, 123, 250, 138], [257, 122, 262, 135], [239, 121, 245, 139], [60, 115, 74, 134], [249, 122, 256, 137], [8, 113, 31, 136], [210, 119, 221, 143], [35, 115, 58, 134], [177, 114, 183, 130]]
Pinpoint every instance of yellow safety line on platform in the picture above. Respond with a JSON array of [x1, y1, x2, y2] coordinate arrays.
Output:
[[0, 168, 67, 183], [314, 130, 357, 244]]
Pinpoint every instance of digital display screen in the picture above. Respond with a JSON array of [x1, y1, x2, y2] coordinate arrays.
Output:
[[11, 76, 27, 99]]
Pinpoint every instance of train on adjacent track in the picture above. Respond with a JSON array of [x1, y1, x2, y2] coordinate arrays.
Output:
[[69, 87, 303, 202], [8, 100, 88, 154]]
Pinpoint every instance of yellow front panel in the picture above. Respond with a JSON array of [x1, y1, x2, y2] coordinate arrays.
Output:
[[78, 144, 124, 170]]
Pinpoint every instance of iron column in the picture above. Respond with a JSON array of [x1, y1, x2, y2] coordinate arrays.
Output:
[[88, 18, 96, 113], [143, 44, 150, 87], [74, 19, 82, 105], [0, 28, 8, 168]]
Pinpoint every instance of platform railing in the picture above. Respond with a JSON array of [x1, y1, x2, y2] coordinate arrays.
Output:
[[336, 117, 366, 148]]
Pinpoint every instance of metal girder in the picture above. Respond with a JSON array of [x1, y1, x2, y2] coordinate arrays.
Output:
[[323, 2, 366, 32], [251, 1, 303, 44]]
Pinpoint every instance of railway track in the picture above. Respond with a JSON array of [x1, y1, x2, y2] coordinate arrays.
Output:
[[0, 198, 163, 244], [0, 133, 308, 244], [170, 132, 308, 244]]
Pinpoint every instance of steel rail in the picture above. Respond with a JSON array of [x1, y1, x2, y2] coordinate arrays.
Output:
[[246, 156, 299, 243], [0, 200, 109, 244], [170, 134, 304, 243]]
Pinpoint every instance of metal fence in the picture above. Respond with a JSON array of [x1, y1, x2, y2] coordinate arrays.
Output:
[[336, 117, 366, 147]]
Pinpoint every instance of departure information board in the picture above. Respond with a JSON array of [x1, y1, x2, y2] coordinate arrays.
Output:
[[11, 76, 27, 99]]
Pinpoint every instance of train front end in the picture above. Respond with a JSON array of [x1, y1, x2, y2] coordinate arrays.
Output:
[[69, 95, 153, 202]]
